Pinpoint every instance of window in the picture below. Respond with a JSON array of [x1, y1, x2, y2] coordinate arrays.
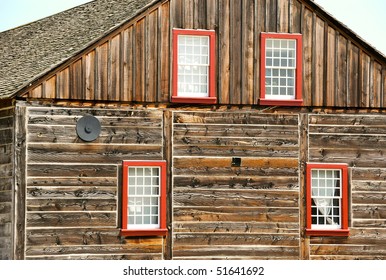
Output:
[[306, 163, 349, 236], [120, 161, 167, 236], [172, 29, 216, 104], [260, 33, 303, 106]]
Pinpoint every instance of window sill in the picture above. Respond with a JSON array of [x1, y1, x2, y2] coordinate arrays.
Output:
[[305, 229, 350, 237], [259, 98, 303, 106], [171, 96, 217, 104], [120, 229, 168, 237]]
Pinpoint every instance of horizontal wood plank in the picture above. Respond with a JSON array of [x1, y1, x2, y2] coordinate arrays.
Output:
[[27, 212, 116, 227]]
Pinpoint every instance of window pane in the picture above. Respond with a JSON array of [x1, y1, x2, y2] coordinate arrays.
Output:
[[177, 34, 210, 97], [310, 168, 343, 229], [265, 38, 297, 98], [126, 165, 162, 229]]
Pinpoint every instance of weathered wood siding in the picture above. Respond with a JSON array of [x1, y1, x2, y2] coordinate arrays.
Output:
[[22, 104, 165, 259], [172, 111, 300, 259], [308, 114, 386, 260], [21, 0, 386, 108], [0, 103, 14, 259]]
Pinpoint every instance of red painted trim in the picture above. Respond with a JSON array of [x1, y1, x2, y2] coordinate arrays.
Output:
[[305, 163, 349, 237], [259, 99, 303, 106], [260, 32, 303, 106], [171, 96, 217, 104], [305, 229, 350, 237], [120, 229, 168, 237], [172, 28, 216, 103], [120, 160, 167, 237]]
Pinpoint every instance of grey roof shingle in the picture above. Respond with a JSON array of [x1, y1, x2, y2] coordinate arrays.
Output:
[[0, 0, 159, 99]]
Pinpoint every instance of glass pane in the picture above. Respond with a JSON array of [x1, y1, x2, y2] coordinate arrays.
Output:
[[151, 216, 158, 224], [135, 216, 142, 224]]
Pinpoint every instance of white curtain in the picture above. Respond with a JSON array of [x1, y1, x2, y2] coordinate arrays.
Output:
[[312, 174, 338, 225]]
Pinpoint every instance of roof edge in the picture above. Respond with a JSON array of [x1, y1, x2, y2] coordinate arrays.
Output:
[[305, 0, 386, 62]]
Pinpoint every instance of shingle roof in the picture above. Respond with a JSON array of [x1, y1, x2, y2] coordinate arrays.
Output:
[[0, 0, 159, 99]]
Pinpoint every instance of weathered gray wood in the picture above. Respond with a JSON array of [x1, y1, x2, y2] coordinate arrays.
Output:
[[27, 212, 117, 227], [173, 175, 299, 190], [26, 199, 117, 211], [174, 189, 299, 208], [14, 105, 27, 260], [28, 144, 162, 163], [174, 233, 299, 246], [173, 245, 299, 259], [173, 221, 299, 234], [27, 164, 117, 178]]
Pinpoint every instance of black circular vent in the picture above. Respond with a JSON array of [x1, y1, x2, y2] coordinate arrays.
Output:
[[76, 115, 101, 142]]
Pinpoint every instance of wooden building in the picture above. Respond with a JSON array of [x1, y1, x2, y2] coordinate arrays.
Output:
[[1, 0, 385, 260]]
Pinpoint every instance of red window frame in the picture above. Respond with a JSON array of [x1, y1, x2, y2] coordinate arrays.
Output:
[[172, 28, 217, 104], [260, 33, 303, 106], [120, 160, 167, 237], [306, 163, 349, 237]]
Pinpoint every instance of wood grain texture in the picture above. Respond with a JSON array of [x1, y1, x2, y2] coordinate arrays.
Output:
[[309, 113, 386, 259], [21, 106, 165, 259], [19, 0, 386, 108], [172, 111, 300, 259]]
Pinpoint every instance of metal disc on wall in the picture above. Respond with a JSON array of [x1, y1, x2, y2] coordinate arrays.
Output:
[[76, 115, 101, 142]]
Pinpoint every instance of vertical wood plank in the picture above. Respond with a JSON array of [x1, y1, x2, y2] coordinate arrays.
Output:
[[159, 2, 170, 103], [194, 0, 207, 29], [30, 85, 42, 99], [299, 113, 309, 260], [336, 35, 348, 107], [372, 62, 382, 108], [184, 0, 194, 29], [14, 105, 27, 259], [289, 0, 302, 33], [325, 26, 336, 106], [265, 0, 277, 32], [277, 0, 289, 33], [312, 16, 324, 106], [96, 42, 108, 100], [122, 27, 133, 102], [206, 0, 217, 30], [57, 67, 70, 99], [302, 7, 313, 106], [360, 51, 371, 107], [255, 0, 266, 102], [85, 50, 95, 100], [135, 19, 146, 102], [348, 43, 360, 107], [71, 58, 84, 100], [242, 0, 254, 104], [44, 76, 56, 99], [171, 0, 183, 29], [163, 110, 173, 260], [369, 59, 375, 108], [147, 11, 158, 102], [109, 34, 121, 101], [218, 0, 230, 104], [382, 66, 386, 107], [230, 0, 242, 104]]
